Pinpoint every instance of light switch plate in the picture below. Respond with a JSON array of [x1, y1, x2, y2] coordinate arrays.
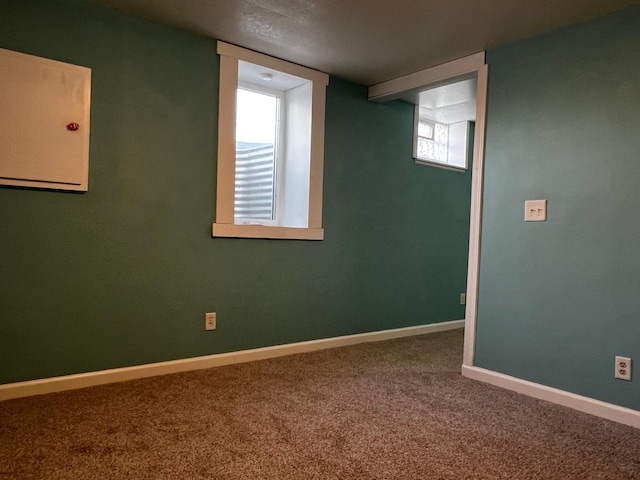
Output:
[[525, 199, 547, 222]]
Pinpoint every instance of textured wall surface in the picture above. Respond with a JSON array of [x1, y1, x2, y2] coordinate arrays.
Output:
[[476, 6, 640, 410], [0, 0, 471, 383]]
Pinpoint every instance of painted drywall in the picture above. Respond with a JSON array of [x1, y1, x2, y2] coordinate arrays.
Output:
[[476, 6, 640, 410], [0, 0, 471, 384]]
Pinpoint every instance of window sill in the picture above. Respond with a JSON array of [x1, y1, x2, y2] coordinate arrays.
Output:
[[212, 223, 324, 240], [414, 158, 467, 172]]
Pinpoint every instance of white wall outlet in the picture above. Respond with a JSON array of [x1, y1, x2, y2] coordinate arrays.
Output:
[[615, 356, 631, 381], [524, 199, 547, 222], [460, 293, 466, 305], [205, 312, 216, 331]]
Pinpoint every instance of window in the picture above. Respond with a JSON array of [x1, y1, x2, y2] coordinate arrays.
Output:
[[416, 115, 449, 164], [213, 42, 329, 240], [414, 106, 471, 171], [407, 77, 477, 171], [235, 87, 279, 223]]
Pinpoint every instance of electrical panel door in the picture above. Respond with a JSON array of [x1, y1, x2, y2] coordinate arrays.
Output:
[[0, 48, 91, 191]]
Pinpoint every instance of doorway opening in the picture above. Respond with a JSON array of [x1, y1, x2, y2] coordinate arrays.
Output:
[[367, 54, 488, 369]]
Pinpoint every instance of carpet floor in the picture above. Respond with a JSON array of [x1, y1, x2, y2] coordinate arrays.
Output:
[[1, 329, 639, 479]]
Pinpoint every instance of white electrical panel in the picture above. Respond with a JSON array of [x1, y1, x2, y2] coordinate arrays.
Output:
[[0, 48, 91, 191]]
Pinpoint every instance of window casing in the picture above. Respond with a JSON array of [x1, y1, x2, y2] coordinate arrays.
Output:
[[213, 42, 329, 240]]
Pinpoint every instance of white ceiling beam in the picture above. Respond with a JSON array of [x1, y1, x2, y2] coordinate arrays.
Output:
[[368, 52, 485, 103]]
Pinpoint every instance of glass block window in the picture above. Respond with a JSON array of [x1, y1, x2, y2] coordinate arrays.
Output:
[[417, 119, 449, 163]]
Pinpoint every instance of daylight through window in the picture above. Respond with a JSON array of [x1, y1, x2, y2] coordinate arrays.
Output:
[[213, 41, 329, 240], [235, 88, 279, 223]]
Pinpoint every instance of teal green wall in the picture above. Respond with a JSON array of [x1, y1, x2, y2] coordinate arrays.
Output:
[[476, 7, 640, 410], [0, 0, 471, 384]]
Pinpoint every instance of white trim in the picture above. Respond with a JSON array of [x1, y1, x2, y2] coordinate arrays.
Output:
[[463, 64, 488, 367], [215, 53, 238, 225], [368, 52, 485, 102], [0, 320, 464, 402], [217, 42, 328, 87], [214, 41, 328, 238], [212, 223, 324, 240], [413, 159, 467, 172], [462, 365, 640, 429]]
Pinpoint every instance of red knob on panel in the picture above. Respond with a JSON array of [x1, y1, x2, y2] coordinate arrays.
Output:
[[66, 122, 80, 131]]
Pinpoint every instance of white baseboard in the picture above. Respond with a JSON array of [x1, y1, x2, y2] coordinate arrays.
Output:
[[0, 320, 464, 402], [462, 365, 640, 429]]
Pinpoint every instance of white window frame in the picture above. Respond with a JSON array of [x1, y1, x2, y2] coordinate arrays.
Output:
[[234, 83, 283, 227], [413, 111, 471, 172], [213, 41, 329, 240]]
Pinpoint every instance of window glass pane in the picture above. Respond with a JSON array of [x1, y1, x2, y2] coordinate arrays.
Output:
[[235, 88, 278, 222], [418, 119, 434, 139], [417, 120, 449, 163], [434, 123, 448, 145]]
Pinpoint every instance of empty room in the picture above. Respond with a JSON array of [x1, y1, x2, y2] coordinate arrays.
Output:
[[1, 0, 639, 478]]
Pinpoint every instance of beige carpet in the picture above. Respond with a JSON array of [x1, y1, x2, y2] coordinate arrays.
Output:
[[1, 329, 639, 479]]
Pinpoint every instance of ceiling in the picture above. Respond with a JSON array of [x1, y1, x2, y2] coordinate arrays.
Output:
[[93, 0, 639, 86]]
